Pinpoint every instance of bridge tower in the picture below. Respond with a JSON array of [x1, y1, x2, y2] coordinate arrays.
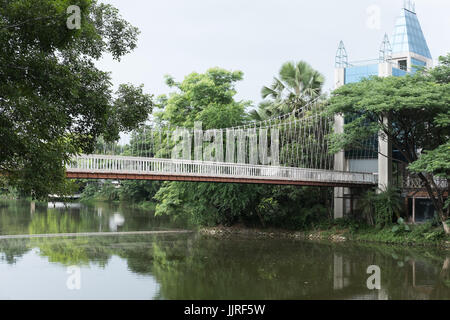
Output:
[[333, 1, 432, 218]]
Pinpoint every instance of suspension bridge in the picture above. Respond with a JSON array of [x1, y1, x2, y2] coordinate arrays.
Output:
[[66, 99, 378, 187]]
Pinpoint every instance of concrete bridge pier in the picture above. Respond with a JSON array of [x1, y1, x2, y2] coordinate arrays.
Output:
[[377, 117, 392, 193], [333, 68, 346, 219]]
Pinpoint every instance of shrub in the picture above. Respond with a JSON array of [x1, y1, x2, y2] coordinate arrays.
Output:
[[374, 187, 403, 228], [391, 217, 410, 234]]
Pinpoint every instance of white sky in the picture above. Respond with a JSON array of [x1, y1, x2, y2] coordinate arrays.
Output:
[[95, 0, 450, 142]]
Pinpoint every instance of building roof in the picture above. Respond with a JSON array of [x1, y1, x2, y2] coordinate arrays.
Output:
[[391, 8, 432, 59]]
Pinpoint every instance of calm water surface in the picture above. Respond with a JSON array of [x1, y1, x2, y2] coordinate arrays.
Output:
[[0, 200, 449, 300]]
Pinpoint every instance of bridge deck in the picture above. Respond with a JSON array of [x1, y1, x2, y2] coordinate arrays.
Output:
[[66, 155, 377, 187]]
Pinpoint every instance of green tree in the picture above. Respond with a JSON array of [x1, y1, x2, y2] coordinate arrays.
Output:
[[251, 61, 330, 171], [251, 60, 324, 120], [153, 68, 257, 225], [374, 187, 403, 227], [327, 54, 450, 233], [156, 68, 250, 128], [98, 181, 120, 201], [119, 180, 161, 203], [409, 142, 450, 218], [356, 190, 377, 226], [152, 68, 331, 228], [0, 0, 153, 199]]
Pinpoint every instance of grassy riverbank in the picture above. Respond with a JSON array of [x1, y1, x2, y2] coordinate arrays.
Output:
[[75, 195, 450, 247], [199, 220, 450, 248]]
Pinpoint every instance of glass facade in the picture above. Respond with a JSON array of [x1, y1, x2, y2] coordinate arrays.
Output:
[[411, 57, 426, 74], [338, 7, 432, 162], [392, 67, 407, 77], [411, 58, 426, 67], [344, 64, 379, 84], [391, 9, 431, 59]]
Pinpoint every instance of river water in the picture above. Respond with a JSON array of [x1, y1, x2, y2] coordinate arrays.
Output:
[[0, 200, 449, 300]]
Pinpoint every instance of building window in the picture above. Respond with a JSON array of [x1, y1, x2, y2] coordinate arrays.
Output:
[[398, 59, 408, 71]]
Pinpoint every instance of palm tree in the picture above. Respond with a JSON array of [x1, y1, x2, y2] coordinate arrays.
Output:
[[251, 61, 325, 120], [357, 190, 377, 226]]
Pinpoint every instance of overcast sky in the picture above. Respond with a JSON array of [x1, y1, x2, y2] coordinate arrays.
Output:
[[97, 0, 450, 107]]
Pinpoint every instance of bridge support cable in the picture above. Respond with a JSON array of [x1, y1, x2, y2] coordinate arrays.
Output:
[[74, 98, 378, 185]]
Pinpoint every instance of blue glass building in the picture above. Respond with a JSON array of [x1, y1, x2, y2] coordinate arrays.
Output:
[[333, 2, 433, 220], [337, 3, 432, 87]]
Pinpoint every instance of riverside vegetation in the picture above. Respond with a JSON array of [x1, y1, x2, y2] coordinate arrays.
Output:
[[0, 1, 448, 243]]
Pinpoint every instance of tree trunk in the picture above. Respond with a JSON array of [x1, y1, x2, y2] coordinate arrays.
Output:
[[417, 173, 449, 234], [443, 221, 450, 235], [256, 210, 266, 228], [443, 257, 450, 271]]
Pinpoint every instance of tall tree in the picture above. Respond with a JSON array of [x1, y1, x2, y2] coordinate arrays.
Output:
[[0, 0, 153, 198], [153, 68, 255, 226], [251, 61, 324, 120], [251, 61, 330, 170], [156, 68, 250, 128], [152, 68, 330, 228], [327, 54, 450, 233]]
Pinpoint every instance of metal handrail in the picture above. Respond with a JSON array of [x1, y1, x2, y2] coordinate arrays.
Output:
[[66, 155, 378, 185]]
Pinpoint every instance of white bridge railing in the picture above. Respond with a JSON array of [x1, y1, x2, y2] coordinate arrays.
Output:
[[66, 155, 377, 186]]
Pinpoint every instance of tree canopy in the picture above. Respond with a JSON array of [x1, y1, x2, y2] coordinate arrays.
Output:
[[155, 68, 250, 129], [251, 60, 324, 120], [0, 0, 153, 198], [327, 54, 450, 232], [153, 68, 254, 225], [151, 68, 330, 227]]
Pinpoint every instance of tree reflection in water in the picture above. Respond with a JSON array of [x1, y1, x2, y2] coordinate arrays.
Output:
[[0, 233, 449, 300], [0, 199, 185, 236]]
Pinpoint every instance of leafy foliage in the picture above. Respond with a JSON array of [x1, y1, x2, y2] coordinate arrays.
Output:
[[150, 68, 331, 229], [327, 54, 450, 231], [374, 187, 403, 228], [356, 190, 377, 226], [119, 180, 161, 203], [0, 0, 153, 198], [356, 187, 403, 228], [251, 60, 325, 120], [409, 142, 450, 178], [155, 68, 250, 129], [391, 218, 410, 235]]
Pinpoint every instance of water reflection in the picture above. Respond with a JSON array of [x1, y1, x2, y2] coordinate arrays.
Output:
[[0, 200, 187, 236], [0, 233, 449, 300], [47, 202, 82, 209], [109, 213, 125, 232]]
